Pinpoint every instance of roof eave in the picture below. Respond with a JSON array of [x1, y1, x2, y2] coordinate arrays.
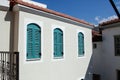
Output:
[[10, 0, 93, 28], [99, 21, 120, 30]]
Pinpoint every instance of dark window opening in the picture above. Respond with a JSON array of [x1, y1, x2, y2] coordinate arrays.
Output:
[[114, 35, 120, 56], [93, 43, 97, 49]]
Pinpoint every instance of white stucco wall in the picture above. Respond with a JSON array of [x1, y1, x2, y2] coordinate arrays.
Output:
[[0, 0, 9, 7], [17, 7, 92, 80], [101, 26, 120, 80], [0, 9, 10, 51], [92, 42, 105, 80]]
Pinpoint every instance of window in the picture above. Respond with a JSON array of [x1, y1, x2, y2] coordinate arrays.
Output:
[[78, 32, 84, 56], [114, 35, 120, 56], [54, 28, 63, 58], [93, 43, 97, 49], [27, 23, 41, 60]]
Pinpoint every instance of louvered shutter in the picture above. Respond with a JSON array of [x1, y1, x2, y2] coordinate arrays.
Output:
[[57, 31, 61, 57], [27, 24, 41, 59], [33, 26, 41, 58], [59, 30, 63, 56], [54, 28, 63, 58], [54, 31, 57, 57], [27, 26, 33, 59]]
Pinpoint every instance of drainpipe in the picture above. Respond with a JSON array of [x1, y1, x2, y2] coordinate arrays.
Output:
[[9, 0, 19, 52], [9, 1, 19, 80]]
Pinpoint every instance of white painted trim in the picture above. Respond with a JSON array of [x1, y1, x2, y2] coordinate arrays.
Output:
[[51, 24, 66, 62], [23, 18, 44, 64], [76, 29, 86, 59]]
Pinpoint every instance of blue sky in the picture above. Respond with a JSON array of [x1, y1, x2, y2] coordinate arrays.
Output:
[[32, 0, 120, 25]]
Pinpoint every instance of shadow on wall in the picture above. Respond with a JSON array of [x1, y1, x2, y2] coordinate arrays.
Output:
[[5, 10, 19, 52], [5, 11, 14, 52], [84, 53, 94, 80], [84, 49, 102, 80]]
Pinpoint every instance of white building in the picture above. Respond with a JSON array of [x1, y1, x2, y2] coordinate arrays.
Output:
[[0, 0, 93, 80], [92, 19, 120, 80]]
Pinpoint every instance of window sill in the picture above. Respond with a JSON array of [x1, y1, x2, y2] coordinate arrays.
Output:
[[26, 58, 41, 61], [78, 55, 84, 57], [54, 56, 63, 59]]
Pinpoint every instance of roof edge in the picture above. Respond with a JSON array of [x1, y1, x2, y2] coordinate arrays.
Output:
[[10, 0, 93, 27], [99, 18, 120, 26]]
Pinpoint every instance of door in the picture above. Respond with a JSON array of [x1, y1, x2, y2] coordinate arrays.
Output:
[[117, 70, 120, 80]]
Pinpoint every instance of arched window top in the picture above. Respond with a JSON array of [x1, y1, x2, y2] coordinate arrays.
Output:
[[27, 23, 41, 30], [78, 32, 84, 37], [54, 28, 63, 33]]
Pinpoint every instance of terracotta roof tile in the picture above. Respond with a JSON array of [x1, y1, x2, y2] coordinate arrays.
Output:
[[99, 18, 120, 26], [10, 0, 93, 27], [92, 30, 101, 36], [92, 30, 102, 42]]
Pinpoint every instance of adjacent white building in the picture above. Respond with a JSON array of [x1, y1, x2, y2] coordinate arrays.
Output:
[[92, 19, 120, 80], [0, 0, 93, 80]]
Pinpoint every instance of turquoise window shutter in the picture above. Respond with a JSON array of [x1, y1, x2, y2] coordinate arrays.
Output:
[[27, 23, 41, 59], [33, 26, 41, 58], [54, 31, 57, 57], [27, 28, 33, 59], [78, 32, 84, 56], [54, 28, 63, 58]]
